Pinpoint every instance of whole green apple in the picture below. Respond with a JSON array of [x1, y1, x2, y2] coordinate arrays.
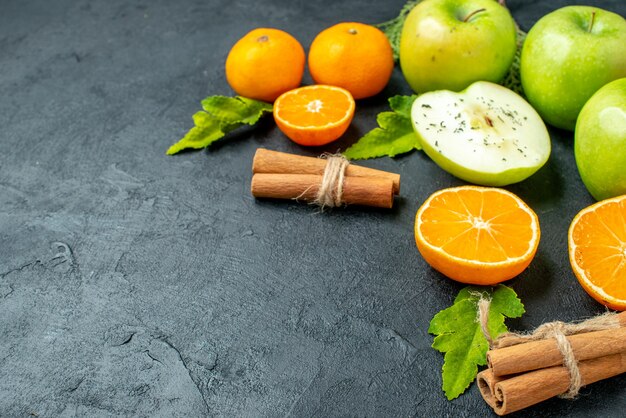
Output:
[[575, 78, 626, 201], [521, 6, 626, 131], [399, 0, 517, 93]]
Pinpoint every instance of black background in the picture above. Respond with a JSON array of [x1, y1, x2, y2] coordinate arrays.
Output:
[[1, 0, 625, 416]]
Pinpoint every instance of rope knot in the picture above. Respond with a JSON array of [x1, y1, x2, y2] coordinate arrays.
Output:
[[314, 154, 349, 209]]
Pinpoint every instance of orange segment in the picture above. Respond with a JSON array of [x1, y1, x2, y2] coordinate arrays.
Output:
[[273, 85, 355, 146], [568, 195, 626, 311], [414, 186, 540, 285]]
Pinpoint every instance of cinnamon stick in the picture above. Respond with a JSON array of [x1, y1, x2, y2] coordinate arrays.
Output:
[[252, 148, 401, 194], [477, 352, 626, 415], [476, 368, 509, 410], [494, 311, 626, 348], [487, 326, 626, 377], [251, 173, 394, 208]]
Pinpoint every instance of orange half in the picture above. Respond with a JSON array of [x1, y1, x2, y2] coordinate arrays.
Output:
[[273, 85, 355, 146], [415, 186, 540, 285], [568, 195, 626, 311]]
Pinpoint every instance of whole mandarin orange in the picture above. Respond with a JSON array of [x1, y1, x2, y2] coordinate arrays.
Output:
[[225, 28, 305, 102], [308, 22, 394, 100]]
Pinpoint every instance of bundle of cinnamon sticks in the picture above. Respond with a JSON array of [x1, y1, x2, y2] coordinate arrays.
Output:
[[478, 311, 626, 415], [250, 149, 400, 208]]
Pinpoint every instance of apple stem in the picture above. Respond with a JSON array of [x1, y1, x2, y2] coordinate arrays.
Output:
[[588, 11, 596, 33], [463, 8, 486, 23]]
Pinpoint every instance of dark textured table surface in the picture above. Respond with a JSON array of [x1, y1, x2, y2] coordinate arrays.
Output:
[[1, 0, 625, 416]]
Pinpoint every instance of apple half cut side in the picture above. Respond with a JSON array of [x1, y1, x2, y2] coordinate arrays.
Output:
[[411, 81, 551, 186]]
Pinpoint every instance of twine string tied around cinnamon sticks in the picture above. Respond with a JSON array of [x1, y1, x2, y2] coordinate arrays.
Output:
[[251, 149, 399, 209], [476, 295, 621, 399], [314, 153, 350, 208]]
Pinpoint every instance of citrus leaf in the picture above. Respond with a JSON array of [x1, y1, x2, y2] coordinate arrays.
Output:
[[167, 96, 272, 155], [166, 111, 225, 155], [343, 95, 420, 160], [428, 285, 524, 400], [201, 96, 272, 125], [389, 94, 418, 117]]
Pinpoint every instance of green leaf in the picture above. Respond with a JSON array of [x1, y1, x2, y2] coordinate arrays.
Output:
[[201, 96, 272, 125], [343, 95, 420, 160], [167, 96, 272, 155], [389, 94, 418, 117], [166, 111, 224, 155], [428, 285, 524, 400]]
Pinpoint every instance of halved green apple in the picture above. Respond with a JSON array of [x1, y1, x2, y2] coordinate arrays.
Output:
[[411, 81, 550, 186]]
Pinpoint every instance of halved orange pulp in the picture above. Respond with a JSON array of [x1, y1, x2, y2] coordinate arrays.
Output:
[[415, 186, 540, 285], [569, 195, 626, 311], [273, 85, 355, 146]]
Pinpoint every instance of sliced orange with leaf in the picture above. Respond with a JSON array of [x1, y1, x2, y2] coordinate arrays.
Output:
[[273, 85, 355, 146], [415, 186, 540, 285], [568, 195, 626, 311]]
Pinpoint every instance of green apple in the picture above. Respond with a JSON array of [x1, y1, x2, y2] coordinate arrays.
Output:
[[399, 0, 517, 94], [411, 81, 550, 186], [521, 6, 626, 131], [575, 78, 626, 200]]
